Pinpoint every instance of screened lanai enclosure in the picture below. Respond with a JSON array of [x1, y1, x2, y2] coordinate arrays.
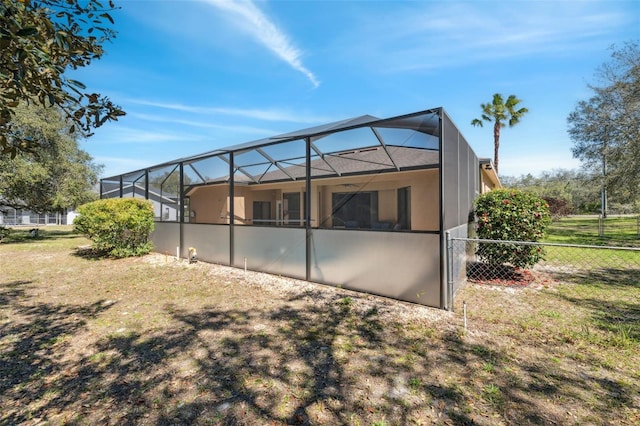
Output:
[[101, 108, 499, 309]]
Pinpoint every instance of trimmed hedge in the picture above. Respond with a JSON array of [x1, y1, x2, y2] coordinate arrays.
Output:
[[475, 189, 551, 268], [74, 198, 155, 258]]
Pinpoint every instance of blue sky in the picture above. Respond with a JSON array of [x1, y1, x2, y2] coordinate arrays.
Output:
[[70, 0, 640, 179]]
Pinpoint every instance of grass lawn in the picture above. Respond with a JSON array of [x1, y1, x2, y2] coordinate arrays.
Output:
[[1, 226, 639, 425], [545, 215, 639, 246]]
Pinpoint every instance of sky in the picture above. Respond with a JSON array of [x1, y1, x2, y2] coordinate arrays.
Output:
[[69, 0, 640, 179]]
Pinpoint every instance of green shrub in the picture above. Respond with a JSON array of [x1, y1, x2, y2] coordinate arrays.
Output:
[[542, 196, 574, 220], [0, 225, 10, 242], [475, 189, 551, 268], [74, 198, 155, 258]]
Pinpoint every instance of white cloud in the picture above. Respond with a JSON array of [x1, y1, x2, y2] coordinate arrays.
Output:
[[206, 106, 326, 123], [125, 98, 333, 123], [95, 156, 152, 178], [204, 0, 319, 88], [339, 2, 631, 73], [97, 126, 206, 144], [129, 112, 278, 135]]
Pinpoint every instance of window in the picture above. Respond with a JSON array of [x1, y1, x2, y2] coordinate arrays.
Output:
[[183, 198, 191, 223], [397, 187, 411, 230], [283, 192, 301, 226], [253, 201, 271, 225], [332, 191, 378, 229]]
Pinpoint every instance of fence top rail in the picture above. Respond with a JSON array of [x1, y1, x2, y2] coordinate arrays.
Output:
[[450, 237, 640, 252]]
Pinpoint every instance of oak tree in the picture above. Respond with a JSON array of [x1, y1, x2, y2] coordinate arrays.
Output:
[[0, 103, 101, 213], [568, 41, 640, 207], [0, 0, 125, 157]]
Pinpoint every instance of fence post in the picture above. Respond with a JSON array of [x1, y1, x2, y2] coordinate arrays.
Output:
[[446, 231, 454, 312], [599, 215, 604, 237]]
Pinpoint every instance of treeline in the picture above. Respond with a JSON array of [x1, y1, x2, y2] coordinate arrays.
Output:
[[506, 42, 639, 218], [501, 169, 639, 217]]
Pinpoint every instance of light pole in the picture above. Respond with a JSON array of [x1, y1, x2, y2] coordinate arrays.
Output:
[[601, 153, 607, 219]]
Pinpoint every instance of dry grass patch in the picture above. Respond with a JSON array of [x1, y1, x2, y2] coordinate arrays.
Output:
[[1, 227, 638, 425]]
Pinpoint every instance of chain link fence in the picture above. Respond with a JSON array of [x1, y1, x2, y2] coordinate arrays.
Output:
[[550, 215, 640, 241], [448, 237, 640, 296], [596, 216, 640, 238]]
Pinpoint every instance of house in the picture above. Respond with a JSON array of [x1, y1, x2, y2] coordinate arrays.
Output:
[[0, 205, 76, 226], [100, 181, 179, 221], [101, 108, 499, 309]]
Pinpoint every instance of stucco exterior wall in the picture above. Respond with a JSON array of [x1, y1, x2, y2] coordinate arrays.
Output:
[[188, 185, 228, 224], [480, 167, 500, 194], [406, 169, 439, 231], [187, 168, 439, 231]]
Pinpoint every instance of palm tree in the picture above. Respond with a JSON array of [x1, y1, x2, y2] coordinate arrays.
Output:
[[471, 93, 528, 175]]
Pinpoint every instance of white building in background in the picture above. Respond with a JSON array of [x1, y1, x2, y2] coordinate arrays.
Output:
[[0, 206, 77, 226]]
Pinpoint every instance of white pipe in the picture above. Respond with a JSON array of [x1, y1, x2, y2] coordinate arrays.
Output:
[[463, 301, 467, 332], [176, 246, 180, 260], [244, 257, 247, 275]]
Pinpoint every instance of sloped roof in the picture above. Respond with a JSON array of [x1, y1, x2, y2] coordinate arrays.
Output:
[[102, 108, 442, 182], [270, 115, 382, 141], [101, 183, 178, 202], [254, 145, 439, 183]]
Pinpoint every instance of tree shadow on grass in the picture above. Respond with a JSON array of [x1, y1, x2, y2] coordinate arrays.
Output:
[[552, 267, 640, 289], [0, 280, 32, 305], [2, 280, 638, 425], [545, 226, 602, 245], [1, 287, 471, 425], [72, 246, 112, 260], [549, 268, 640, 346], [72, 246, 153, 261], [441, 329, 639, 425], [0, 291, 115, 425], [159, 296, 375, 425], [0, 227, 82, 245]]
